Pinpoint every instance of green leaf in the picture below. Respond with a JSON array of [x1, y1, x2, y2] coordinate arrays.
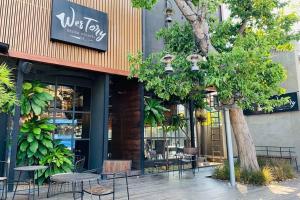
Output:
[[38, 145, 48, 155], [38, 92, 53, 101], [39, 124, 56, 131], [20, 126, 30, 133], [22, 82, 32, 90], [33, 128, 41, 135], [20, 141, 29, 152], [31, 102, 42, 115], [29, 140, 39, 153], [27, 134, 34, 143], [32, 96, 46, 108], [27, 150, 35, 158], [33, 86, 44, 93], [42, 140, 53, 149]]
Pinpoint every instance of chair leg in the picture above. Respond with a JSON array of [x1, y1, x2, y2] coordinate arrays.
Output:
[[12, 171, 22, 200], [295, 158, 299, 171], [1, 181, 3, 200], [28, 180, 31, 200], [72, 182, 76, 200], [113, 176, 116, 200], [0, 180, 4, 200], [47, 181, 51, 198], [126, 174, 129, 200], [5, 179, 7, 200], [80, 181, 84, 200]]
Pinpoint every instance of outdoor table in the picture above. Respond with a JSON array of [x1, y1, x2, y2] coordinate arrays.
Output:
[[49, 172, 100, 200], [13, 165, 48, 200]]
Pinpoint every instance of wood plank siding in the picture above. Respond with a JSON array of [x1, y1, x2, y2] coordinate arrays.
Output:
[[110, 77, 142, 169], [0, 0, 142, 75]]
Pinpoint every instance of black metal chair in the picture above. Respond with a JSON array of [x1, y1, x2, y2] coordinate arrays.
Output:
[[83, 160, 131, 200], [0, 161, 7, 200], [74, 157, 86, 173], [178, 148, 198, 178]]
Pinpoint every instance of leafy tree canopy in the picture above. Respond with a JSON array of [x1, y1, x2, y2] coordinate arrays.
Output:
[[130, 0, 300, 111]]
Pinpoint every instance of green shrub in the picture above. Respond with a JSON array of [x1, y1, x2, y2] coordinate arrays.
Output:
[[38, 141, 73, 185], [17, 82, 73, 184], [213, 159, 295, 185], [269, 160, 295, 181]]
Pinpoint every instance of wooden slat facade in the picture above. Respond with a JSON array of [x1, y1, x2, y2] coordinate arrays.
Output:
[[0, 0, 142, 76]]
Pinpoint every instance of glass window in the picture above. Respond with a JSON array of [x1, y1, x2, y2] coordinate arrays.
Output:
[[56, 85, 74, 111], [75, 87, 91, 112], [74, 113, 90, 139]]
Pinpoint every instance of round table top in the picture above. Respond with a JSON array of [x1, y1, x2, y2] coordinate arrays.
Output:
[[50, 173, 100, 183], [14, 165, 48, 171]]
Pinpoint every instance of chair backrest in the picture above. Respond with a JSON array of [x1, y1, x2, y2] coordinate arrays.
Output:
[[75, 158, 86, 173], [102, 160, 132, 174], [183, 148, 198, 155]]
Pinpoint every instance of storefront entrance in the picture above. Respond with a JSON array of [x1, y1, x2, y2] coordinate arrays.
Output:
[[45, 84, 91, 168], [23, 64, 108, 170]]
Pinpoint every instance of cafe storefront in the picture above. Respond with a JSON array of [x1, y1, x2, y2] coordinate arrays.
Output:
[[0, 0, 144, 181]]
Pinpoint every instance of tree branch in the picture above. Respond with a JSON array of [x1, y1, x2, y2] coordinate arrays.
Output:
[[186, 0, 198, 15], [238, 19, 248, 34], [174, 0, 218, 55], [174, 0, 198, 22]]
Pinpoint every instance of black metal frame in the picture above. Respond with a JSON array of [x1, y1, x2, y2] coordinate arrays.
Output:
[[47, 179, 85, 200], [8, 61, 27, 191], [83, 171, 130, 200], [12, 169, 42, 200], [0, 161, 7, 200], [256, 145, 299, 171], [178, 154, 197, 178]]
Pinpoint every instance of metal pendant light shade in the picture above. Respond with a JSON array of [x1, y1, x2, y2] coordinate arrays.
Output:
[[166, 16, 172, 23], [161, 54, 175, 73], [165, 6, 173, 23], [187, 54, 203, 72]]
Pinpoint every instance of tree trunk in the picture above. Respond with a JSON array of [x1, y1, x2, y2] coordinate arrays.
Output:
[[229, 107, 260, 172]]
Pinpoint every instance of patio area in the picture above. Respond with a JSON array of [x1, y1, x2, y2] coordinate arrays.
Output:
[[7, 167, 300, 200]]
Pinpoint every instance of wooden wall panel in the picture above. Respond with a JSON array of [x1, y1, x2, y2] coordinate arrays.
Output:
[[111, 78, 142, 169], [0, 0, 142, 76]]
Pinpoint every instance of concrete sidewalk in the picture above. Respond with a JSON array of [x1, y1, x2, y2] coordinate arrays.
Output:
[[8, 167, 300, 200]]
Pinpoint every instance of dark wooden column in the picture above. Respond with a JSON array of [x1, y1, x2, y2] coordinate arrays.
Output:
[[110, 77, 142, 170], [8, 61, 32, 191], [0, 113, 8, 175]]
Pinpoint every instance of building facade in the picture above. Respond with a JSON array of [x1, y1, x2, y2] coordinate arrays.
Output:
[[0, 0, 144, 177]]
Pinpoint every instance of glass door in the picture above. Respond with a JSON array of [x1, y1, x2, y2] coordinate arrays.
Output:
[[46, 84, 91, 169]]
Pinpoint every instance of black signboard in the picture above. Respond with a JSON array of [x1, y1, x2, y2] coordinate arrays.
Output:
[[244, 92, 299, 115], [51, 0, 108, 51]]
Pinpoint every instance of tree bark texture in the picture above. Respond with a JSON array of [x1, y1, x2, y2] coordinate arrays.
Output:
[[174, 0, 216, 55], [229, 107, 260, 172]]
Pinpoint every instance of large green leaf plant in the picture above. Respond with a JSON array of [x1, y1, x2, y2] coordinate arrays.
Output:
[[0, 63, 16, 112], [17, 82, 73, 184]]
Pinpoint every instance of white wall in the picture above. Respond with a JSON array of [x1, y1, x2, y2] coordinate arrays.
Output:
[[246, 111, 300, 163]]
